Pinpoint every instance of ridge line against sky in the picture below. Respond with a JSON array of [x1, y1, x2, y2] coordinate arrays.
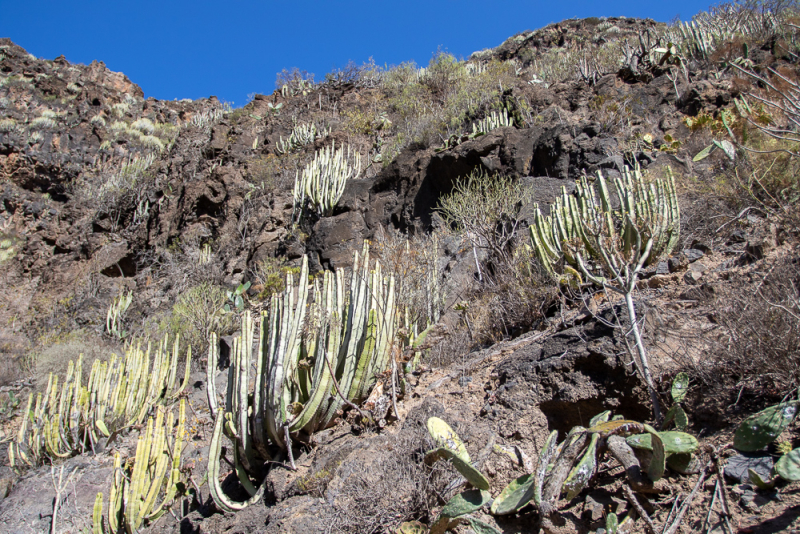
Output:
[[1, 0, 716, 106]]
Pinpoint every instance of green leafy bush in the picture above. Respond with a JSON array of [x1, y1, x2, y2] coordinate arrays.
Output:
[[163, 282, 234, 356]]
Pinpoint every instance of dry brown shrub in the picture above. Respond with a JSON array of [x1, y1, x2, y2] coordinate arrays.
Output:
[[371, 227, 445, 329], [324, 432, 447, 533], [694, 251, 800, 404], [463, 244, 558, 345]]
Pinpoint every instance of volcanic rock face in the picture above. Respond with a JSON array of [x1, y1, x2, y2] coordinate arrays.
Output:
[[1, 10, 798, 533]]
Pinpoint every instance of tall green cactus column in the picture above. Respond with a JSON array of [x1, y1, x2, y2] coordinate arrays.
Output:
[[206, 242, 398, 512]]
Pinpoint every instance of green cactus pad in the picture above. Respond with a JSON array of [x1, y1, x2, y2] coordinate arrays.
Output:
[[667, 453, 700, 475], [450, 455, 490, 490], [587, 420, 645, 438], [491, 474, 535, 515], [626, 431, 698, 455], [748, 468, 776, 489], [563, 433, 599, 500], [775, 447, 800, 481], [648, 432, 666, 481], [671, 372, 689, 403], [426, 417, 470, 463], [589, 410, 612, 427], [395, 521, 426, 534], [674, 406, 689, 432], [425, 447, 489, 490], [440, 489, 490, 518], [734, 401, 799, 452], [663, 405, 689, 431], [467, 517, 502, 534]]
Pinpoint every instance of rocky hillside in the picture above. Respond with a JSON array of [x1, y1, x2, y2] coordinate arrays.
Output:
[[1, 3, 800, 533]]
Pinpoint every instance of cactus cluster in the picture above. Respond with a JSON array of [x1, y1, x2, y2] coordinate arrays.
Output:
[[9, 337, 191, 467], [275, 121, 330, 155], [93, 399, 187, 533], [106, 290, 132, 339], [281, 78, 314, 97], [207, 243, 397, 511], [406, 411, 699, 533], [436, 108, 514, 153], [668, 6, 780, 62], [293, 140, 362, 218], [472, 108, 513, 135], [529, 165, 679, 282]]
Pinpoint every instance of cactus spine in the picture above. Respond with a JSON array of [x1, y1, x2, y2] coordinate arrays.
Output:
[[9, 337, 191, 467], [207, 243, 397, 511]]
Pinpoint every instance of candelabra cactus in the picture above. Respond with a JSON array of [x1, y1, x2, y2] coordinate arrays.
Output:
[[472, 108, 513, 135], [9, 337, 191, 467], [530, 165, 679, 281], [276, 121, 330, 155], [529, 166, 679, 422], [207, 242, 398, 512], [106, 290, 132, 339], [293, 141, 362, 218], [93, 399, 187, 533]]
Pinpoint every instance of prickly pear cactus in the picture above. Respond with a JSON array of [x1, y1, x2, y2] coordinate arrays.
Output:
[[535, 430, 559, 506], [648, 431, 666, 481], [440, 489, 491, 518], [664, 404, 689, 432], [626, 431, 698, 455], [450, 454, 490, 490], [671, 372, 689, 403], [466, 517, 502, 534], [395, 521, 427, 534], [775, 447, 800, 481], [667, 452, 699, 475], [748, 468, 776, 490], [424, 447, 490, 490], [426, 417, 470, 463], [563, 433, 599, 500], [734, 401, 799, 452], [491, 473, 535, 515], [587, 420, 645, 438], [589, 410, 612, 427], [606, 512, 619, 534]]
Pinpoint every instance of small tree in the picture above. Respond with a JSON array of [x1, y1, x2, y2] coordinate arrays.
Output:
[[530, 166, 680, 422], [438, 168, 531, 281]]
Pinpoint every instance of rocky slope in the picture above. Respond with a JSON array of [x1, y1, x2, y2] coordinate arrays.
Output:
[[1, 8, 800, 533]]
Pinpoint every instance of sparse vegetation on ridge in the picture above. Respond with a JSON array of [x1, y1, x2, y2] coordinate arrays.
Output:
[[3, 1, 800, 532]]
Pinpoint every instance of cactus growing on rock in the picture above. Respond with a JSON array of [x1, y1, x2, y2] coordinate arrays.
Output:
[[293, 140, 362, 218], [207, 243, 398, 511], [93, 399, 187, 533], [9, 337, 191, 467], [529, 165, 679, 422]]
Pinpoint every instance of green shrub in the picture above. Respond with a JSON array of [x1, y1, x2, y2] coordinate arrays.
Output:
[[163, 282, 234, 356], [437, 169, 531, 265], [249, 257, 299, 300]]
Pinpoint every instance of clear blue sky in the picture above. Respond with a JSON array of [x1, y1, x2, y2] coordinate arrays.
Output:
[[1, 0, 715, 106]]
